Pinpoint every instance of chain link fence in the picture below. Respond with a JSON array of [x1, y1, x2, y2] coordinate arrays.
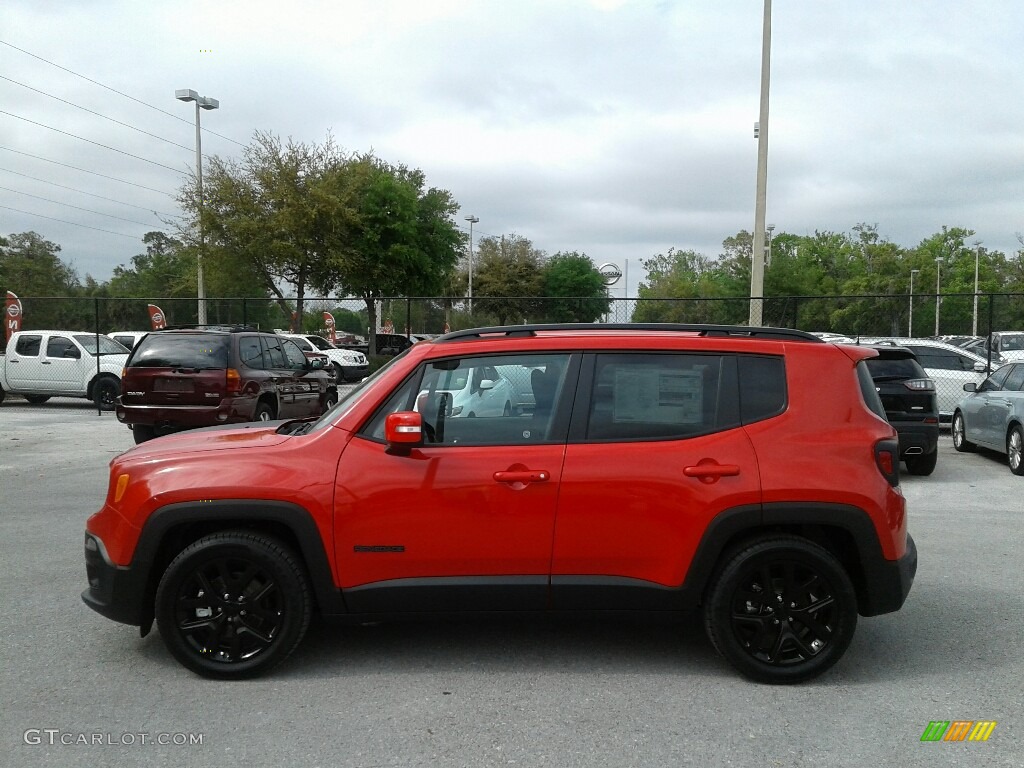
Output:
[[3, 293, 1023, 413]]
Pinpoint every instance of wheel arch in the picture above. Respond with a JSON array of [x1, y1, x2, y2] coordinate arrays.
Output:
[[134, 500, 345, 633], [685, 503, 899, 617]]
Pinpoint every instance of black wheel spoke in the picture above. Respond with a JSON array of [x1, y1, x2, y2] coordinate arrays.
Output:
[[178, 616, 218, 632], [233, 563, 259, 593], [250, 578, 277, 603], [237, 620, 273, 645]]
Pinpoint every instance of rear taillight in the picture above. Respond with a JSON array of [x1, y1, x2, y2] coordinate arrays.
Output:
[[225, 368, 241, 394], [902, 378, 935, 391], [874, 438, 900, 487]]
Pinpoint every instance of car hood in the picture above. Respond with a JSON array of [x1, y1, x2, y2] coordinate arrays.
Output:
[[124, 422, 291, 457]]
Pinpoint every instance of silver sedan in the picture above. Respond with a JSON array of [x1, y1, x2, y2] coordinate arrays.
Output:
[[952, 362, 1024, 475]]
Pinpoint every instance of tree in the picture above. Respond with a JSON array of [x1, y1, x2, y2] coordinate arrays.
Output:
[[181, 132, 356, 324], [633, 248, 736, 323], [323, 155, 462, 353], [472, 234, 545, 324], [0, 231, 79, 296], [538, 251, 610, 322]]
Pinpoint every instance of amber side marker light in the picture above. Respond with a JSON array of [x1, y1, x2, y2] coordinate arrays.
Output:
[[114, 474, 130, 503]]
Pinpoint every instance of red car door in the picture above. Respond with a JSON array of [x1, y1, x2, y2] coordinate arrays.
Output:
[[333, 352, 576, 613]]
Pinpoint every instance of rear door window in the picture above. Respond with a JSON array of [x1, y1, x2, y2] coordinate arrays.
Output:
[[238, 336, 265, 369], [582, 353, 739, 441]]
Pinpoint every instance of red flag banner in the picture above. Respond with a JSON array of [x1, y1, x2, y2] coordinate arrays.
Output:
[[323, 312, 336, 344], [291, 311, 299, 334], [383, 319, 394, 334], [443, 322, 451, 334], [147, 304, 167, 330], [5, 291, 23, 345]]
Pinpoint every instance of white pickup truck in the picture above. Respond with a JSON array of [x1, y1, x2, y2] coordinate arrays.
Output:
[[0, 330, 128, 410]]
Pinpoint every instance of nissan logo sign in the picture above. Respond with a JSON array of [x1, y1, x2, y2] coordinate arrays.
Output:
[[7, 303, 21, 318], [598, 262, 622, 286]]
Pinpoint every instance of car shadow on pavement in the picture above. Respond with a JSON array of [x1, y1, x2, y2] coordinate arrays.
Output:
[[280, 615, 728, 680], [833, 579, 1019, 684]]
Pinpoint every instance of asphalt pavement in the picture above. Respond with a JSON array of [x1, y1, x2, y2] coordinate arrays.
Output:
[[1, 399, 1021, 767]]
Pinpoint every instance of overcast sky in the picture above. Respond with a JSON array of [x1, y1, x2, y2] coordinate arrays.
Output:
[[2, 0, 1023, 298]]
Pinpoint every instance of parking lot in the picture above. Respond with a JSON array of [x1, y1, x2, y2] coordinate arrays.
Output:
[[2, 399, 1022, 767]]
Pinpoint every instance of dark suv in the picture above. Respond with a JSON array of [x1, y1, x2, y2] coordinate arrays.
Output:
[[116, 328, 337, 443], [86, 324, 915, 683], [863, 345, 939, 476]]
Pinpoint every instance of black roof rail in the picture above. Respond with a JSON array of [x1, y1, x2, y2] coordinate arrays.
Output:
[[160, 324, 260, 332], [437, 323, 823, 343]]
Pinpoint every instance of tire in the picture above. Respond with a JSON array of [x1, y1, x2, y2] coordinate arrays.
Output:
[[154, 531, 312, 679], [703, 535, 858, 684], [94, 377, 119, 412], [322, 389, 338, 412], [503, 401, 512, 416], [132, 424, 156, 444], [332, 363, 345, 382], [904, 450, 938, 476], [24, 394, 51, 404], [253, 401, 275, 422], [952, 411, 975, 452], [0, 384, 5, 404], [1008, 425, 1024, 476]]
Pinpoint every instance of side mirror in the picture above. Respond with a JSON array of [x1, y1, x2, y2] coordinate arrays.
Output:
[[963, 382, 977, 392], [385, 411, 422, 448], [478, 378, 496, 391], [308, 357, 324, 370], [973, 361, 988, 373]]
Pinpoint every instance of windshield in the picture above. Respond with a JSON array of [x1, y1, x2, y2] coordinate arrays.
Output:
[[306, 335, 333, 350], [73, 334, 129, 355], [998, 333, 1024, 351]]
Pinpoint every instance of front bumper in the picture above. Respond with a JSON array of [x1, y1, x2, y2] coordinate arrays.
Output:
[[339, 364, 369, 382], [82, 532, 148, 627]]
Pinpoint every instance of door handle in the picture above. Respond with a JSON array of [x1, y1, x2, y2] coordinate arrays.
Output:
[[493, 470, 550, 484], [683, 462, 740, 483], [41, 361, 52, 364]]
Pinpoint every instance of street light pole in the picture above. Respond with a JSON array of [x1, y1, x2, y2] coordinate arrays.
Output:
[[934, 257, 943, 337], [909, 269, 919, 337], [464, 215, 479, 314], [175, 89, 219, 325], [748, 0, 772, 327], [973, 245, 981, 336]]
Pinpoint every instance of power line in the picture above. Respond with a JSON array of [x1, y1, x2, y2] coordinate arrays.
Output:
[[0, 145, 173, 195], [0, 167, 180, 217], [0, 74, 196, 153], [0, 109, 184, 173], [0, 185, 168, 227], [0, 39, 246, 147], [0, 205, 163, 239]]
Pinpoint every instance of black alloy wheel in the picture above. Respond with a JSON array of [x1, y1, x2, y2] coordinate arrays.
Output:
[[952, 411, 975, 452], [155, 532, 311, 679], [704, 536, 857, 684], [94, 378, 120, 412]]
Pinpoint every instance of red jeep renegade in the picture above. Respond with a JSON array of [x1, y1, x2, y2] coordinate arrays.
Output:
[[83, 324, 916, 683]]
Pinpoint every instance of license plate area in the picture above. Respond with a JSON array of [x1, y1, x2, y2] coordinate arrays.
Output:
[[154, 378, 196, 393]]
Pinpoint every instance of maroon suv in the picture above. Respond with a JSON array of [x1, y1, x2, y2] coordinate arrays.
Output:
[[116, 328, 337, 443]]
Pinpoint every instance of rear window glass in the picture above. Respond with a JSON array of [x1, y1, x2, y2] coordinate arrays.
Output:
[[856, 361, 887, 421], [129, 334, 230, 369], [865, 356, 926, 380]]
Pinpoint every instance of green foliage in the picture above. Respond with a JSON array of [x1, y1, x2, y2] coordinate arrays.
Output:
[[472, 234, 545, 324], [538, 251, 610, 322]]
